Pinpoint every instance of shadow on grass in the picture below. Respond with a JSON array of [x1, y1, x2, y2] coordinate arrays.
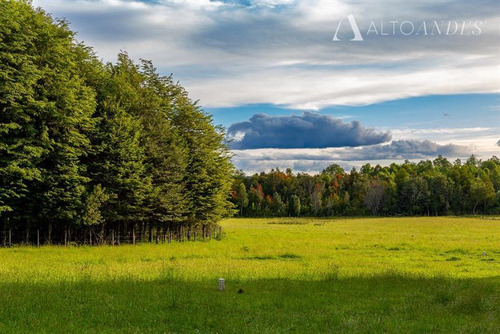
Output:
[[0, 276, 498, 333]]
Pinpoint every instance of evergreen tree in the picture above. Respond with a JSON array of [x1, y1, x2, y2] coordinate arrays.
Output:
[[138, 60, 188, 236], [1, 1, 96, 242], [85, 56, 149, 231], [0, 0, 44, 218], [169, 86, 234, 235]]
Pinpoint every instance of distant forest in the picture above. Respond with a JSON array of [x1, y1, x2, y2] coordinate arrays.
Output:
[[0, 1, 233, 245], [230, 156, 500, 217]]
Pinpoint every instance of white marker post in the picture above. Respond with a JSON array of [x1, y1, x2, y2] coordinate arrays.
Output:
[[218, 278, 225, 291]]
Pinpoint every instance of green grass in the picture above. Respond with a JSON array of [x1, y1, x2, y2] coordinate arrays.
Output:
[[0, 217, 499, 333]]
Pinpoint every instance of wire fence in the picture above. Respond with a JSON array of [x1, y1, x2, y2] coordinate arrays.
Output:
[[1, 224, 224, 247]]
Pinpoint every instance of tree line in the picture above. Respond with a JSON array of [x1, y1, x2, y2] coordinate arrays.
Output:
[[0, 1, 233, 246], [231, 156, 500, 217]]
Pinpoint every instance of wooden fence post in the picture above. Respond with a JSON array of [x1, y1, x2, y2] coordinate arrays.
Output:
[[48, 223, 52, 245], [218, 278, 225, 291]]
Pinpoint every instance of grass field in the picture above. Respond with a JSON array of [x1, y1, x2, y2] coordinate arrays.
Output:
[[0, 217, 499, 333]]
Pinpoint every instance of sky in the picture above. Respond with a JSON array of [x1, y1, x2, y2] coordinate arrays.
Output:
[[33, 0, 500, 174]]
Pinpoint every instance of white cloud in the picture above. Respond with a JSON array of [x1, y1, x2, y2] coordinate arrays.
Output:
[[33, 0, 500, 109], [231, 139, 475, 174], [187, 62, 499, 109]]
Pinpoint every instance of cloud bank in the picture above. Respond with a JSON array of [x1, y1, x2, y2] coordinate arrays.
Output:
[[33, 0, 500, 109], [228, 112, 391, 149], [232, 139, 471, 173]]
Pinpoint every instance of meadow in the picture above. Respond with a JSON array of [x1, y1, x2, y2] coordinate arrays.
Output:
[[0, 217, 499, 333]]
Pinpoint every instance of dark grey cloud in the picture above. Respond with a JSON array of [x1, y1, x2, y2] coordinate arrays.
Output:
[[353, 140, 469, 161], [228, 112, 391, 149]]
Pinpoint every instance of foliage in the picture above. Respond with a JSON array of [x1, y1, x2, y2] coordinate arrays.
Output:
[[81, 184, 108, 226], [231, 156, 500, 217], [0, 1, 233, 244]]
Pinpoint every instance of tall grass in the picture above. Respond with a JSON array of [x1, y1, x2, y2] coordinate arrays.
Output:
[[1, 217, 497, 283], [0, 217, 498, 333]]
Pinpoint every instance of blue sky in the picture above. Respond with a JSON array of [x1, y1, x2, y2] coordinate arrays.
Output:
[[209, 94, 500, 130], [34, 0, 500, 173]]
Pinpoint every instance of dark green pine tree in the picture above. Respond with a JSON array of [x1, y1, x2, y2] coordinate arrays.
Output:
[[85, 56, 150, 236], [1, 1, 96, 242], [168, 87, 234, 238], [138, 60, 188, 238], [0, 1, 44, 222]]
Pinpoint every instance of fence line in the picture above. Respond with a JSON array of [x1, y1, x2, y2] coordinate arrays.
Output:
[[0, 223, 223, 247]]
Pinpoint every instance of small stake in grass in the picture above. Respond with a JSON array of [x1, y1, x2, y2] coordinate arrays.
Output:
[[218, 278, 225, 291]]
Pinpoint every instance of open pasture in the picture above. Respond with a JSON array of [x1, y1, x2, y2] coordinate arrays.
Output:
[[0, 217, 498, 333]]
